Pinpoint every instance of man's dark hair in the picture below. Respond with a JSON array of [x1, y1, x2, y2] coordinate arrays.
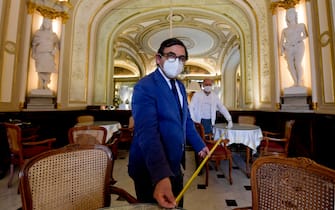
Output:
[[157, 38, 188, 60]]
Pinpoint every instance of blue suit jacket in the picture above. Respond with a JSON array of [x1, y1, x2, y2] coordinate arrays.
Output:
[[128, 69, 205, 185]]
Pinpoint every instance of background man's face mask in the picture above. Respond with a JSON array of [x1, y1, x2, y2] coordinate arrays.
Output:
[[203, 86, 212, 92]]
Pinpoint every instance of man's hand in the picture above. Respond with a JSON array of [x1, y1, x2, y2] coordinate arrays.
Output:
[[227, 120, 233, 129], [198, 146, 210, 158], [153, 177, 176, 208]]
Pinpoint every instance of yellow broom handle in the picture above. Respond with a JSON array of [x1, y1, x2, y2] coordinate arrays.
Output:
[[175, 139, 223, 205]]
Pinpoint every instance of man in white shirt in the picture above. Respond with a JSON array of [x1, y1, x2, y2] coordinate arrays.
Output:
[[189, 79, 233, 135]]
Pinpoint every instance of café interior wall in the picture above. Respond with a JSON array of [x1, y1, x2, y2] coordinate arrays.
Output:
[[312, 0, 335, 113]]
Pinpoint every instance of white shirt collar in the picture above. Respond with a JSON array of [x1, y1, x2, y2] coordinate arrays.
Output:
[[158, 67, 172, 88]]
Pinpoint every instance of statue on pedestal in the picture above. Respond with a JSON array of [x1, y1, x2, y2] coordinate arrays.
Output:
[[280, 8, 308, 87], [118, 86, 130, 110], [32, 18, 60, 90]]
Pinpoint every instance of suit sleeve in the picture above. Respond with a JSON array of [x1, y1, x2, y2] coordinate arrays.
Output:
[[131, 82, 173, 185], [215, 94, 232, 122]]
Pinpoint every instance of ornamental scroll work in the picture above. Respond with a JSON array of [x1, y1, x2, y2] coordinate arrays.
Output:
[[271, 0, 301, 12], [27, 0, 72, 23]]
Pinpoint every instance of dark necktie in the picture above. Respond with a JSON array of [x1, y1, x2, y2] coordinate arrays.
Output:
[[170, 79, 182, 118], [170, 79, 185, 169]]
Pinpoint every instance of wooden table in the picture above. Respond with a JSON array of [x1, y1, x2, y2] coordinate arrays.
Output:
[[213, 123, 263, 177]]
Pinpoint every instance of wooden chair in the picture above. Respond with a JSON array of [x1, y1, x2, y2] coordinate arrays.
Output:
[[3, 122, 56, 188], [19, 144, 138, 210], [234, 156, 335, 210], [118, 116, 134, 143], [237, 115, 256, 175], [113, 116, 134, 159], [194, 122, 233, 186], [68, 125, 119, 184], [68, 125, 119, 157], [259, 120, 295, 157], [68, 125, 108, 145]]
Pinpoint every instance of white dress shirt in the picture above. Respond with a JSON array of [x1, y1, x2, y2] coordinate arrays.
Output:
[[189, 90, 232, 125]]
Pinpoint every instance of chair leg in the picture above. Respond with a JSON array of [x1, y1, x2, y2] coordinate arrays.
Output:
[[110, 155, 117, 185], [228, 157, 233, 185], [7, 163, 14, 188], [215, 160, 220, 171], [111, 144, 118, 160], [246, 147, 251, 178], [205, 162, 209, 187]]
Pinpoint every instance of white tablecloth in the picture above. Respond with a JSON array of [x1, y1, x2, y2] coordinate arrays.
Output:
[[213, 123, 263, 153]]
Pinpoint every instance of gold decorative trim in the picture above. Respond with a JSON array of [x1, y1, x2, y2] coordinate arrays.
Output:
[[4, 41, 16, 54], [27, 1, 72, 23], [271, 0, 300, 12], [275, 103, 281, 110], [311, 102, 318, 110], [19, 102, 25, 109], [320, 31, 330, 47]]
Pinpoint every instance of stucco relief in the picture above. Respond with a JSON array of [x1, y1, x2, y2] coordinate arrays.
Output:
[[70, 0, 270, 108], [69, 0, 106, 102], [249, 0, 272, 104], [227, 9, 253, 104]]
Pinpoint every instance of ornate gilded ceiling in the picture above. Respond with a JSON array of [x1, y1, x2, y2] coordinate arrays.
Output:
[[69, 0, 272, 108], [114, 10, 239, 76]]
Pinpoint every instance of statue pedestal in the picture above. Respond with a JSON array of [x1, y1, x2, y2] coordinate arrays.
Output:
[[25, 89, 56, 110], [118, 103, 130, 110], [281, 86, 312, 111]]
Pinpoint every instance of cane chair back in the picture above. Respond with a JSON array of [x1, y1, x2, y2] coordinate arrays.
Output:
[[259, 120, 295, 157], [194, 122, 233, 185], [19, 144, 137, 210], [237, 156, 335, 210], [3, 123, 55, 188], [68, 125, 107, 145], [68, 125, 120, 184]]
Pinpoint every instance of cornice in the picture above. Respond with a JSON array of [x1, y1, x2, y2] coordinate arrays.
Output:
[[27, 0, 72, 23]]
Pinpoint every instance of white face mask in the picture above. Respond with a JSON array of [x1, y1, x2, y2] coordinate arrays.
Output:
[[203, 86, 212, 92], [162, 59, 184, 78]]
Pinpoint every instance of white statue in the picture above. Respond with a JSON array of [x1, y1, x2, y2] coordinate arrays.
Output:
[[280, 8, 308, 87], [32, 18, 60, 89], [118, 85, 130, 110]]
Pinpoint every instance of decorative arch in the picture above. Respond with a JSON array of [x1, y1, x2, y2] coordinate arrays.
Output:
[[66, 0, 272, 109]]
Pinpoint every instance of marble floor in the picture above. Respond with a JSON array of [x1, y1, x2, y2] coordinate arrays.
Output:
[[0, 148, 252, 210]]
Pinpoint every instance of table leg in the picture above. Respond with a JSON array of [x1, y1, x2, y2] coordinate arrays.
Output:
[[246, 147, 251, 178]]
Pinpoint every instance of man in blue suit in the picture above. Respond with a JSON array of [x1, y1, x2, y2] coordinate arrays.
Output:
[[128, 38, 209, 208]]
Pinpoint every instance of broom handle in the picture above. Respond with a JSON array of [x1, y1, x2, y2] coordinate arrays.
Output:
[[175, 139, 223, 204]]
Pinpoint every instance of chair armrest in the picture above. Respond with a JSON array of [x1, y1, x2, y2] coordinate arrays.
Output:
[[119, 127, 133, 132], [263, 136, 288, 143], [106, 137, 119, 146], [110, 186, 138, 204], [232, 207, 252, 210], [119, 128, 134, 135], [22, 138, 56, 146], [22, 134, 39, 142], [262, 130, 281, 137]]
